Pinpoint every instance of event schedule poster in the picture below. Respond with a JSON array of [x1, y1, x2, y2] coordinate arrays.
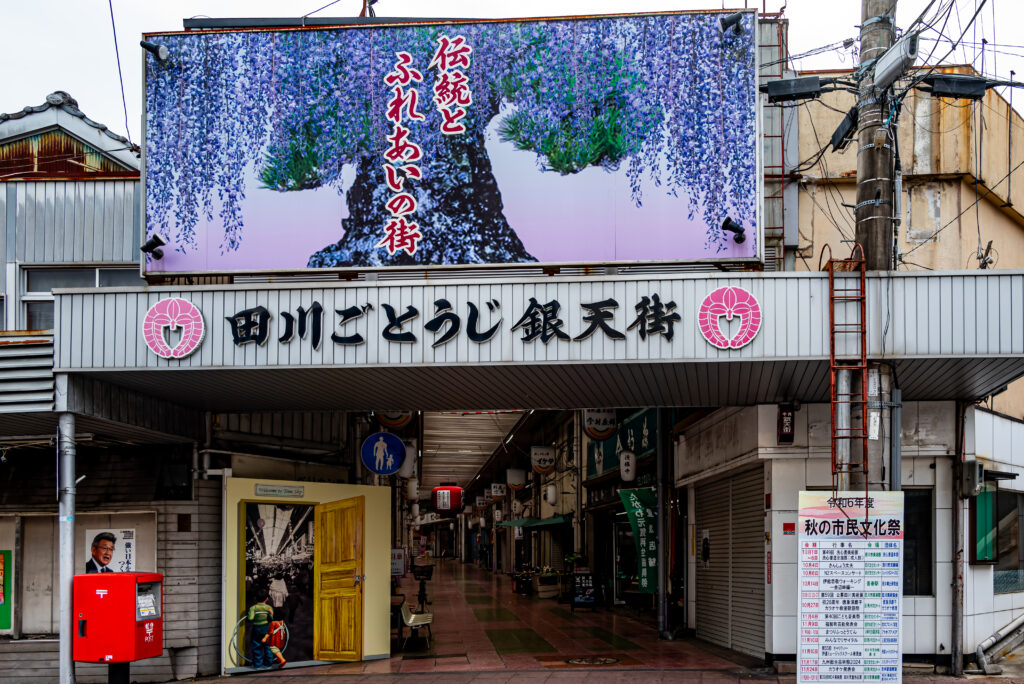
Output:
[[798, 491, 904, 683]]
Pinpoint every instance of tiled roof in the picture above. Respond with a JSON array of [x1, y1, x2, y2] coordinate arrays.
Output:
[[0, 91, 139, 153]]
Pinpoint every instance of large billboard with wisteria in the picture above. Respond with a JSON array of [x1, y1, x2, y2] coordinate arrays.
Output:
[[142, 11, 760, 274]]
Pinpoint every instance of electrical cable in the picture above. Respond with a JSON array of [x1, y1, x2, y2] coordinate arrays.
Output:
[[107, 0, 133, 147]]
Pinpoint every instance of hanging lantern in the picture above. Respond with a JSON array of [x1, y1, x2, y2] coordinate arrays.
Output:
[[475, 495, 487, 511], [490, 482, 507, 502], [531, 446, 556, 474], [432, 484, 464, 513], [512, 499, 522, 516], [545, 484, 557, 506], [449, 522, 455, 531], [411, 502, 420, 517], [506, 468, 526, 490], [479, 516, 486, 528], [467, 517, 474, 530], [406, 477, 419, 501], [494, 508, 503, 523], [582, 409, 617, 440], [619, 449, 637, 482]]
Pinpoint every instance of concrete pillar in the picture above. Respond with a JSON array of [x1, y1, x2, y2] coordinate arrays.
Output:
[[58, 411, 77, 684]]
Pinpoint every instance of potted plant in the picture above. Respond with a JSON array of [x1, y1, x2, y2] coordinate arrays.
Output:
[[532, 566, 560, 599]]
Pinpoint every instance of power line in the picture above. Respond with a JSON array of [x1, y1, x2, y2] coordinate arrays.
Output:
[[107, 0, 133, 147]]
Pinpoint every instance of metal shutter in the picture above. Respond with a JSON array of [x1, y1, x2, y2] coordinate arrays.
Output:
[[695, 466, 765, 659]]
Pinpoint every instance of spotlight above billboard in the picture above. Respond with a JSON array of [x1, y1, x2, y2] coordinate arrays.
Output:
[[142, 11, 760, 275]]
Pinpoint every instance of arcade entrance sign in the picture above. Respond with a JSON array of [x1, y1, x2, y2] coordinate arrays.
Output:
[[142, 286, 761, 358]]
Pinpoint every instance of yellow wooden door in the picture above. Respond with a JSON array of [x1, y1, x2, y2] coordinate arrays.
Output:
[[313, 495, 364, 661]]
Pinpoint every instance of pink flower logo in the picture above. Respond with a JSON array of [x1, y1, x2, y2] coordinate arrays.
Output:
[[698, 286, 762, 350], [141, 298, 205, 359]]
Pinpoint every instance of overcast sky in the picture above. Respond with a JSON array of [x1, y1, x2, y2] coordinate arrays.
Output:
[[0, 0, 1018, 143]]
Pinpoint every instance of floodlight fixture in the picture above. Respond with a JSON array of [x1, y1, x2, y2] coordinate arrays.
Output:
[[872, 32, 919, 90], [830, 107, 859, 152], [140, 40, 169, 62], [140, 233, 168, 260], [760, 76, 823, 103], [718, 12, 744, 35], [721, 217, 746, 244]]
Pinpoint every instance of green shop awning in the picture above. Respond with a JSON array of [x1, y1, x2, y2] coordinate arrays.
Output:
[[497, 515, 571, 528]]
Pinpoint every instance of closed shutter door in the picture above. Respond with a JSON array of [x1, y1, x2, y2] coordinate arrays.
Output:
[[695, 477, 731, 648], [730, 467, 765, 659], [694, 466, 765, 659]]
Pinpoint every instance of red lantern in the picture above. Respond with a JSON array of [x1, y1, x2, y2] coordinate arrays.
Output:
[[432, 484, 463, 513]]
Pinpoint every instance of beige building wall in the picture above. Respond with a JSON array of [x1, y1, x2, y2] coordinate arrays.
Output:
[[792, 66, 1024, 417]]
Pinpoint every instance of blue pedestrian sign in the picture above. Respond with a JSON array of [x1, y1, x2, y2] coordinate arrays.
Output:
[[361, 432, 406, 476]]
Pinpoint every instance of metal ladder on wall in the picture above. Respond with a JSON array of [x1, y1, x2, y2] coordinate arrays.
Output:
[[820, 245, 869, 496]]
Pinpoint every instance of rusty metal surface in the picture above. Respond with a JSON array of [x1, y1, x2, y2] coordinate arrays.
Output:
[[0, 130, 136, 179]]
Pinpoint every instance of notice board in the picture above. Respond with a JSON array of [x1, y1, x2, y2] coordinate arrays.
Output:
[[798, 491, 903, 683]]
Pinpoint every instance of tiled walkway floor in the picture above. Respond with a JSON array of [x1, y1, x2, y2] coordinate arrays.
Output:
[[254, 560, 757, 676]]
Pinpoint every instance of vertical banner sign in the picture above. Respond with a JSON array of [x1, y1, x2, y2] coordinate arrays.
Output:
[[0, 550, 10, 630], [798, 492, 904, 684], [618, 488, 658, 594]]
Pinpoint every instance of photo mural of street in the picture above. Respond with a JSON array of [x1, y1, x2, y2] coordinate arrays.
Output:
[[144, 12, 757, 271]]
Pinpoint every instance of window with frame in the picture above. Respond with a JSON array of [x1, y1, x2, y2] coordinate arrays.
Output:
[[995, 490, 1023, 594], [971, 482, 998, 565], [22, 267, 143, 331], [903, 488, 934, 596]]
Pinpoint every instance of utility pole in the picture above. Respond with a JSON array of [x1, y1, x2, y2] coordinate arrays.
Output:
[[856, 0, 897, 271]]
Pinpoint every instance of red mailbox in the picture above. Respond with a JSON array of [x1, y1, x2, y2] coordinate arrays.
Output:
[[73, 572, 163, 664]]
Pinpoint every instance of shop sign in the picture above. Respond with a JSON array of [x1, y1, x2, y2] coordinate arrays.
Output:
[[490, 483, 507, 501], [506, 468, 526, 490], [360, 431, 406, 475], [618, 488, 658, 594], [531, 446, 556, 474], [587, 409, 657, 479], [797, 491, 903, 684], [254, 483, 305, 498], [378, 411, 413, 429], [475, 496, 487, 509], [144, 13, 759, 275], [141, 287, 763, 360], [391, 548, 406, 576], [582, 410, 617, 440], [777, 404, 796, 444]]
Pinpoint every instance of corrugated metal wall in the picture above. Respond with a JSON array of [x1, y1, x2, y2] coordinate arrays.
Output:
[[5, 180, 139, 266]]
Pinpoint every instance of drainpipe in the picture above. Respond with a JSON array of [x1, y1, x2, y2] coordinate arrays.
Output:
[[58, 411, 77, 684], [890, 388, 902, 491], [952, 401, 966, 676], [657, 408, 672, 639]]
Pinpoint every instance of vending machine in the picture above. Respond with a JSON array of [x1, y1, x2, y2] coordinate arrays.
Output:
[[73, 572, 163, 664]]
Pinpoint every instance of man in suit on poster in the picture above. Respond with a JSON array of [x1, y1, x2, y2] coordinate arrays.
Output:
[[85, 532, 116, 573]]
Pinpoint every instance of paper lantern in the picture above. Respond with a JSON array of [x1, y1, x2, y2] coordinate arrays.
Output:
[[545, 484, 557, 506], [512, 499, 522, 516], [490, 483, 507, 502], [620, 450, 637, 482], [494, 509, 503, 522], [411, 502, 420, 517], [449, 522, 455, 530], [479, 516, 486, 528], [506, 468, 526, 490], [531, 446, 556, 474], [583, 409, 617, 440], [432, 484, 464, 513], [406, 477, 419, 501]]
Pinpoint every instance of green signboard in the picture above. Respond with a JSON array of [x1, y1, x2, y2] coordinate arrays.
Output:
[[586, 408, 659, 479], [0, 550, 11, 630], [618, 488, 658, 594]]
